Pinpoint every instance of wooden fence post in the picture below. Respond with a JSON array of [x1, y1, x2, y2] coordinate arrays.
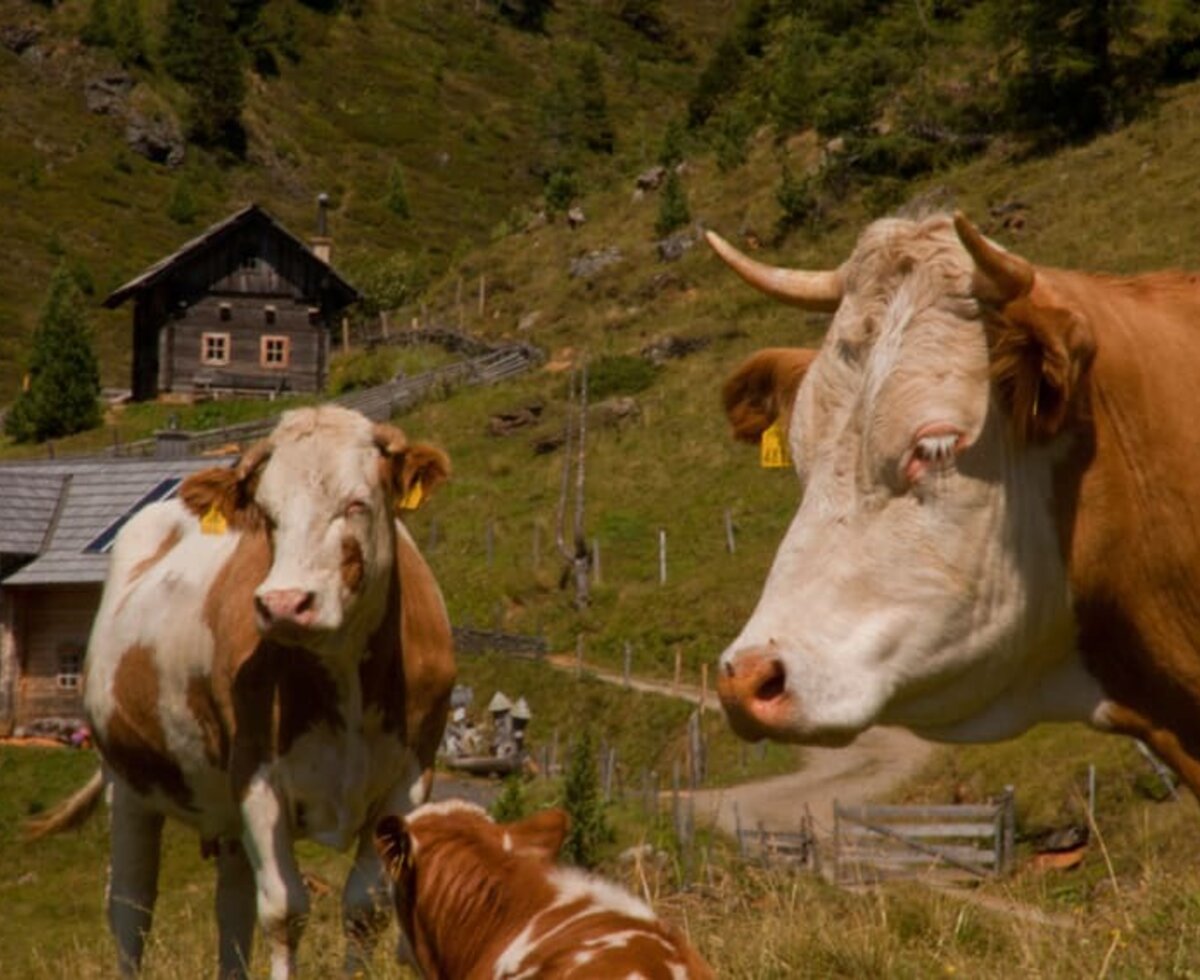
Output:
[[575, 634, 584, 675], [623, 642, 632, 688], [592, 537, 601, 585], [674, 648, 682, 689], [1002, 785, 1016, 875], [658, 528, 667, 585], [724, 508, 736, 554]]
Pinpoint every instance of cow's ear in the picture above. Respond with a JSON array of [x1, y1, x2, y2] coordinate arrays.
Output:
[[988, 281, 1096, 443], [506, 807, 569, 861], [722, 347, 819, 443], [374, 814, 412, 879], [179, 439, 271, 530], [395, 443, 451, 512]]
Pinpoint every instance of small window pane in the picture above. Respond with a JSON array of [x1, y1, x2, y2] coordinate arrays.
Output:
[[202, 332, 230, 365], [261, 335, 289, 368]]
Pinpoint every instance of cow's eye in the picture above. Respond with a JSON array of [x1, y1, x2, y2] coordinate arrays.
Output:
[[903, 426, 962, 486], [344, 499, 368, 519]]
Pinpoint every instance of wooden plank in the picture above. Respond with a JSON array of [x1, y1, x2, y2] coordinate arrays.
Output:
[[836, 803, 999, 821], [838, 821, 998, 840], [839, 846, 996, 866]]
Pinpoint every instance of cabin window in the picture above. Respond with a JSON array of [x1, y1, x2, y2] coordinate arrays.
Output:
[[261, 335, 290, 368], [307, 307, 320, 325], [264, 305, 277, 325], [202, 332, 231, 365], [219, 302, 232, 322], [57, 646, 83, 691]]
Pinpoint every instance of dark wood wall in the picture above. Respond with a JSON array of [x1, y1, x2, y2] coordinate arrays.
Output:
[[130, 216, 342, 399], [14, 585, 100, 725]]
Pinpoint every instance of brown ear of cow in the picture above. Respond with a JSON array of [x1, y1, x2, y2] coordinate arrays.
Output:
[[722, 347, 819, 443], [374, 814, 411, 879], [988, 282, 1096, 443], [178, 438, 271, 530], [505, 807, 570, 861], [397, 443, 451, 510]]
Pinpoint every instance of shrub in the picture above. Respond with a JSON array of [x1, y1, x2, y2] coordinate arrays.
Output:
[[586, 354, 659, 400], [167, 177, 199, 225], [385, 163, 411, 218], [654, 169, 690, 237], [490, 775, 528, 823]]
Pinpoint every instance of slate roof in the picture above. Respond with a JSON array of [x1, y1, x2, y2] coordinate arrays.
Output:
[[102, 203, 359, 309], [0, 456, 232, 586]]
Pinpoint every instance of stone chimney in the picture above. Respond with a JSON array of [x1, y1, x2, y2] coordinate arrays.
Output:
[[310, 192, 332, 264]]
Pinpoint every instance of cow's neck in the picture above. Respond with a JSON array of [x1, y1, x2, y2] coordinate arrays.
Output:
[[1053, 268, 1200, 753]]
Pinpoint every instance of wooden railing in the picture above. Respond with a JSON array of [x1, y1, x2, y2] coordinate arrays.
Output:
[[833, 789, 1016, 883]]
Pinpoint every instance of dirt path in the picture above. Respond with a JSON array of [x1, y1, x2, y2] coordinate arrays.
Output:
[[543, 653, 936, 837]]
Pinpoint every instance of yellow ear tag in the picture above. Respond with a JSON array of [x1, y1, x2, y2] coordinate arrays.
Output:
[[200, 502, 229, 535], [399, 482, 424, 512], [760, 420, 791, 469]]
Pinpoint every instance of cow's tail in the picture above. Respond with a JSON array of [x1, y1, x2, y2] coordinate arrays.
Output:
[[24, 768, 106, 841]]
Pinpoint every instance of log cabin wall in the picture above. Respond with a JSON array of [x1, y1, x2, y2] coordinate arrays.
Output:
[[12, 585, 101, 725]]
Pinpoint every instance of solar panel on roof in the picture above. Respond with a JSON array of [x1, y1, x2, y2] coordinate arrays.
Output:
[[82, 477, 183, 554]]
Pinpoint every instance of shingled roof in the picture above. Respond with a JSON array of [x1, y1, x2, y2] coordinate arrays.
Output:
[[0, 457, 233, 586], [102, 203, 359, 309]]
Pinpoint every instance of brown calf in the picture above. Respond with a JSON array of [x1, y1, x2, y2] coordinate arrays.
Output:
[[374, 800, 714, 979]]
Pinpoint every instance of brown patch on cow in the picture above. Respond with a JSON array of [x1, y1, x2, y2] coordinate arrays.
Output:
[[341, 536, 365, 594], [722, 347, 819, 443], [128, 526, 183, 583], [376, 805, 714, 979], [187, 675, 229, 769], [362, 526, 455, 769], [98, 644, 193, 811]]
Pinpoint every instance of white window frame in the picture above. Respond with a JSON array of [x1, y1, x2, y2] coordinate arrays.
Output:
[[261, 334, 290, 369], [202, 331, 231, 366]]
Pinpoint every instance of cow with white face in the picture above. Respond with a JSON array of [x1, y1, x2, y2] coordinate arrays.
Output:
[[711, 212, 1200, 794], [31, 405, 456, 980]]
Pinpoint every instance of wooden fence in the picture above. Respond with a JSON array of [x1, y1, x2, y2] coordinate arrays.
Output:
[[833, 789, 1016, 884], [84, 342, 541, 460], [734, 802, 820, 872]]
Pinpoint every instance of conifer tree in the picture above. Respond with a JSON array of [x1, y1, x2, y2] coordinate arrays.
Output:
[[385, 163, 411, 218], [185, 0, 247, 154], [560, 729, 612, 869], [161, 0, 201, 83], [81, 0, 114, 48], [655, 169, 690, 237], [111, 0, 147, 67], [577, 48, 614, 154], [5, 265, 102, 444]]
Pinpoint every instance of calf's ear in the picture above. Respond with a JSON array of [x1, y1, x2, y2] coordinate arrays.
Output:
[[987, 282, 1096, 444], [398, 443, 451, 509], [374, 814, 412, 878], [722, 348, 818, 443], [506, 807, 570, 861], [178, 438, 271, 531]]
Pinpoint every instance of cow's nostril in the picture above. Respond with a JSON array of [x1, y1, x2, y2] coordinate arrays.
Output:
[[754, 659, 787, 703], [296, 592, 315, 616]]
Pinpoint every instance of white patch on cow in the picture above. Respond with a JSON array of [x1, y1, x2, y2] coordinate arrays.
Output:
[[241, 769, 305, 929], [669, 964, 689, 980], [409, 799, 489, 823], [503, 832, 513, 852], [721, 214, 1085, 746], [547, 867, 656, 922]]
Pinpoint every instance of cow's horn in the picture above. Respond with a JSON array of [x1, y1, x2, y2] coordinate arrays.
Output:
[[953, 211, 1033, 304], [704, 230, 843, 312]]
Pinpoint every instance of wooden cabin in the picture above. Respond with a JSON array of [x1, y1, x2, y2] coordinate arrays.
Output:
[[104, 202, 358, 401], [0, 456, 231, 732]]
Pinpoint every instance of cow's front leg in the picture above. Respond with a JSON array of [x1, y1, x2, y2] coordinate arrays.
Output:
[[216, 840, 257, 980], [341, 826, 391, 977], [108, 779, 165, 977], [241, 774, 308, 980]]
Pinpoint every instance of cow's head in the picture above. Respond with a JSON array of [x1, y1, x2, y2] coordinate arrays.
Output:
[[374, 801, 569, 922], [180, 406, 449, 648], [711, 212, 1093, 745]]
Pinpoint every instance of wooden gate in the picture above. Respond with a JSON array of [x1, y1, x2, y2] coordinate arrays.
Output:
[[834, 788, 1016, 884]]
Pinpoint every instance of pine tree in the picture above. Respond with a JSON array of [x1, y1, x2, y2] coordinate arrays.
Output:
[[655, 169, 690, 237], [5, 265, 102, 444], [490, 775, 528, 823], [186, 0, 247, 155], [81, 0, 114, 48], [560, 729, 612, 868], [385, 163, 411, 218], [577, 48, 614, 154], [657, 118, 684, 169], [111, 0, 147, 67], [167, 176, 198, 225], [161, 0, 201, 84]]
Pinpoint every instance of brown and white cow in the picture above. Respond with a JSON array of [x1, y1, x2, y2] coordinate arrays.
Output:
[[710, 211, 1200, 794], [373, 800, 715, 979], [31, 405, 456, 979]]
